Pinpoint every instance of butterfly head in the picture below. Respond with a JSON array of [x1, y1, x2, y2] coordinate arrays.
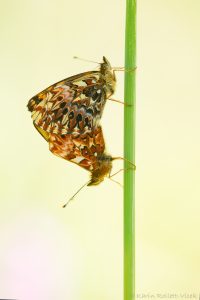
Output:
[[100, 56, 116, 95], [87, 153, 113, 186]]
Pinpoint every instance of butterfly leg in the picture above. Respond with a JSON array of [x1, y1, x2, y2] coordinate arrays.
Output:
[[109, 167, 134, 179], [109, 177, 123, 187], [112, 157, 136, 170], [108, 166, 135, 187], [108, 98, 132, 106], [113, 67, 137, 73]]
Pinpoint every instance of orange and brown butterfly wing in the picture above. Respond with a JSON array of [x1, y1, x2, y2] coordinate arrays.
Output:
[[27, 71, 107, 136], [48, 126, 105, 172]]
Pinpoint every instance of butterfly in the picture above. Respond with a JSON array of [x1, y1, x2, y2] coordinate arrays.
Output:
[[27, 56, 116, 135], [27, 57, 135, 206], [35, 124, 113, 184], [34, 123, 127, 207]]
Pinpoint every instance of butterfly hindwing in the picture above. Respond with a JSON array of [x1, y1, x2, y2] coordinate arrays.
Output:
[[48, 125, 105, 172]]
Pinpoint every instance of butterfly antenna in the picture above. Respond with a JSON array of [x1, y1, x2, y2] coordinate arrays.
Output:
[[73, 56, 100, 65], [62, 180, 90, 208]]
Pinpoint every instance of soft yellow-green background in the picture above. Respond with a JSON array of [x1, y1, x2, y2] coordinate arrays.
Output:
[[0, 1, 200, 299]]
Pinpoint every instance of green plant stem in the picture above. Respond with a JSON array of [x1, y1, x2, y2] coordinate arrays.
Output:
[[124, 0, 136, 300]]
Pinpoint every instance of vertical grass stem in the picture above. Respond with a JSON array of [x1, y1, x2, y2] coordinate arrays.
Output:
[[124, 0, 136, 299]]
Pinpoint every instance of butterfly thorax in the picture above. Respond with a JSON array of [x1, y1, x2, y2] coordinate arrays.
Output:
[[88, 153, 112, 186], [100, 56, 116, 97]]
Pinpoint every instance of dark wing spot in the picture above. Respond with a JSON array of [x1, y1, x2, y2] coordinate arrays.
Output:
[[57, 96, 63, 101], [32, 95, 41, 105], [60, 102, 66, 108], [73, 90, 78, 99], [84, 88, 92, 97], [84, 86, 99, 98], [68, 111, 74, 119], [63, 108, 68, 114], [85, 117, 89, 125], [92, 90, 102, 102], [82, 146, 89, 155], [86, 108, 93, 115], [27, 96, 41, 111], [84, 116, 92, 129], [76, 114, 82, 122]]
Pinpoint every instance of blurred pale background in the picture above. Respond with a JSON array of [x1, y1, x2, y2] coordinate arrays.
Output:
[[0, 0, 200, 299]]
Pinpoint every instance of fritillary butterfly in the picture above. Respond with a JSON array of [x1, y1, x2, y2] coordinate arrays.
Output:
[[27, 56, 116, 135], [27, 57, 123, 205]]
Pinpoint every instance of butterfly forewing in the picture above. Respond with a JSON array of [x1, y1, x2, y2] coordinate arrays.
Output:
[[28, 59, 115, 136]]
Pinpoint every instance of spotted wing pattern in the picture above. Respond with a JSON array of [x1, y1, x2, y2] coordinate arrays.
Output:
[[28, 71, 110, 135], [48, 125, 105, 172], [28, 57, 115, 187]]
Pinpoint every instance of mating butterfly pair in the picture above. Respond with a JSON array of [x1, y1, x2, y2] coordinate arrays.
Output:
[[27, 57, 127, 206]]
